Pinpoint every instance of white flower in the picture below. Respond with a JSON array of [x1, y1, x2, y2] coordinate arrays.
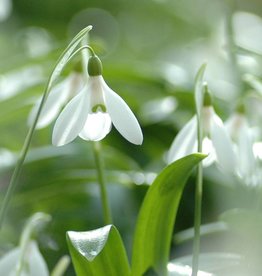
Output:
[[226, 110, 257, 183], [0, 241, 49, 276], [52, 55, 143, 146], [167, 104, 236, 173], [28, 72, 83, 129]]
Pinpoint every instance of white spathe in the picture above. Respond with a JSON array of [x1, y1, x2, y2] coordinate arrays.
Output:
[[52, 76, 143, 146], [167, 106, 236, 173]]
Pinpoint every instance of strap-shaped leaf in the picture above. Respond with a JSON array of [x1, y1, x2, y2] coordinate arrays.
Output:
[[67, 225, 130, 276], [131, 153, 206, 276], [194, 63, 207, 117]]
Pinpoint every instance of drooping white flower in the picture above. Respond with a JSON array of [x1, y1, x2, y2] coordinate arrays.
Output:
[[28, 71, 84, 129], [226, 105, 257, 184], [167, 91, 236, 173], [0, 241, 49, 276], [52, 55, 143, 146]]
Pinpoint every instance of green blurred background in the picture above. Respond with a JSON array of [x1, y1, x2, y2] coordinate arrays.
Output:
[[1, 0, 262, 274]]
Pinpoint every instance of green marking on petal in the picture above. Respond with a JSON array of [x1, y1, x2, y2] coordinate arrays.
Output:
[[203, 83, 212, 107], [92, 104, 107, 113], [235, 101, 245, 114]]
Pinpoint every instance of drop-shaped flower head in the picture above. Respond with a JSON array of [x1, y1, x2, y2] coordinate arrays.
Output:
[[226, 102, 257, 183], [167, 85, 236, 173], [52, 54, 143, 146]]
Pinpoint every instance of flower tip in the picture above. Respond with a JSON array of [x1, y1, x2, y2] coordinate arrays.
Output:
[[129, 132, 143, 145]]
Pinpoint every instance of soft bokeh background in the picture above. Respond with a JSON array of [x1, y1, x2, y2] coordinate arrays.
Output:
[[1, 0, 262, 274]]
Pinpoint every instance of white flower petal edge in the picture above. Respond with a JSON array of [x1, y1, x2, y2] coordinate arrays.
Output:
[[210, 114, 236, 173], [79, 112, 112, 141], [202, 137, 216, 167], [28, 78, 71, 129], [102, 77, 143, 145], [52, 86, 89, 146], [0, 241, 49, 276], [167, 116, 197, 164], [238, 122, 256, 178]]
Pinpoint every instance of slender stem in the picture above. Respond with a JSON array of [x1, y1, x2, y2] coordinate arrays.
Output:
[[92, 142, 112, 225], [0, 85, 49, 229], [0, 27, 93, 229], [192, 114, 203, 275], [68, 45, 95, 62]]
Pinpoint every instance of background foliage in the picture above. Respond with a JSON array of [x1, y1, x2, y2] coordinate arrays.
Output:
[[1, 0, 262, 275]]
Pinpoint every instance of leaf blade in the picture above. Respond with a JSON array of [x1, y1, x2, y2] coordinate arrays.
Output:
[[67, 225, 130, 276], [131, 153, 206, 276]]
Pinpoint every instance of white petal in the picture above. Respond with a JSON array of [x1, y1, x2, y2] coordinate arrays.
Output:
[[102, 78, 143, 145], [52, 87, 89, 146], [28, 78, 71, 129], [167, 116, 197, 164], [0, 241, 49, 276], [237, 123, 256, 177], [210, 114, 236, 173], [202, 137, 216, 167], [79, 112, 112, 141]]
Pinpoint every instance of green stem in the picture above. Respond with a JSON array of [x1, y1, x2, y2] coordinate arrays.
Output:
[[0, 26, 93, 229], [92, 142, 112, 225], [0, 86, 49, 229], [192, 114, 203, 275]]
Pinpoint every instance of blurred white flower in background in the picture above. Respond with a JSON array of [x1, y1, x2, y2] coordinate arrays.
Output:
[[0, 0, 12, 21], [233, 11, 262, 56], [226, 105, 259, 186], [28, 71, 84, 129], [0, 241, 49, 276], [167, 90, 236, 174], [0, 66, 43, 101]]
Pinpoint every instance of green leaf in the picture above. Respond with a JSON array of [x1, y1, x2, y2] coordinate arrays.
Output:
[[194, 63, 207, 117], [168, 252, 243, 275], [131, 153, 206, 276], [66, 225, 131, 276]]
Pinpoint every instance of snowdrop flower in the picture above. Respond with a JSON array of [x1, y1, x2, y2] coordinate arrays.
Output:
[[0, 241, 49, 276], [226, 103, 257, 183], [28, 69, 84, 129], [52, 55, 143, 146], [167, 89, 236, 173]]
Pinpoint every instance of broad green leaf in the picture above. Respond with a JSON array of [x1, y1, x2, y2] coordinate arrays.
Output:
[[194, 63, 207, 117], [168, 252, 242, 275], [131, 153, 206, 276], [67, 225, 130, 276]]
